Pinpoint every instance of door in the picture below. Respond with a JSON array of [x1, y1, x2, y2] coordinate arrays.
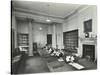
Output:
[[47, 34, 52, 45]]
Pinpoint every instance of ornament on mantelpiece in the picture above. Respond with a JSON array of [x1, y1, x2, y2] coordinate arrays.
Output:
[[91, 33, 97, 38], [79, 34, 85, 41], [85, 32, 89, 38]]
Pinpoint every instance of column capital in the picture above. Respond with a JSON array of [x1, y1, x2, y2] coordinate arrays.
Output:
[[27, 18, 34, 22], [51, 22, 61, 25]]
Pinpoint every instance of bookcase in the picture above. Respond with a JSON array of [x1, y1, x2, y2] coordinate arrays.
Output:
[[63, 30, 78, 52], [17, 33, 29, 51]]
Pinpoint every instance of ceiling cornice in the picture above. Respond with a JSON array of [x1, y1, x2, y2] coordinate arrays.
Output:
[[63, 5, 87, 20], [64, 9, 78, 20], [13, 7, 64, 19], [16, 16, 56, 25], [13, 5, 85, 20], [13, 5, 87, 23]]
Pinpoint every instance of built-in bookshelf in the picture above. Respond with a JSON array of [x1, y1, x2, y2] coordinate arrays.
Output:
[[63, 30, 78, 51], [17, 33, 29, 51]]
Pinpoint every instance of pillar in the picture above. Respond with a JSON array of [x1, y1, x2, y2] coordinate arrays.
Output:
[[52, 23, 57, 48], [28, 18, 34, 56]]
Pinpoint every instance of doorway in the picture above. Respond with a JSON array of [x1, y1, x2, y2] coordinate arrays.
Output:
[[47, 34, 52, 45]]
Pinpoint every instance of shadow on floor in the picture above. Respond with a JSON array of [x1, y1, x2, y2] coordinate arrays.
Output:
[[17, 56, 50, 74]]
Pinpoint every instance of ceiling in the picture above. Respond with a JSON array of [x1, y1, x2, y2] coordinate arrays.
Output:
[[12, 1, 85, 23]]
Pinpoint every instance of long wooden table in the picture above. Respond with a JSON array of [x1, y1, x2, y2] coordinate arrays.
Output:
[[44, 57, 77, 72], [38, 49, 96, 72]]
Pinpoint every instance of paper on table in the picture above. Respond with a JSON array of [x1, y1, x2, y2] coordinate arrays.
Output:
[[69, 62, 85, 70], [58, 58, 64, 62]]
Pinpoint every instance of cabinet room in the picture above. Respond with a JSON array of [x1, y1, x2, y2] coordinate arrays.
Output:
[[11, 0, 97, 74]]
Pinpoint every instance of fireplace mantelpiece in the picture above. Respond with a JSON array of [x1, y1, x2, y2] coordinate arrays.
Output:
[[83, 44, 95, 61], [80, 37, 97, 45], [79, 37, 97, 61]]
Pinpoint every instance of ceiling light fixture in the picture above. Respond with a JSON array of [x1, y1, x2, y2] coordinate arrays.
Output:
[[46, 4, 51, 22], [39, 27, 42, 30], [46, 19, 51, 22]]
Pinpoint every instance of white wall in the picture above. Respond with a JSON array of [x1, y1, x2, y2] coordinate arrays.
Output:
[[63, 12, 78, 32], [17, 20, 29, 33], [63, 5, 97, 60], [12, 15, 16, 30], [78, 6, 97, 37], [12, 15, 17, 48], [78, 6, 97, 59], [56, 24, 63, 49], [52, 23, 63, 49], [32, 22, 63, 49], [32, 23, 48, 47], [48, 24, 53, 34]]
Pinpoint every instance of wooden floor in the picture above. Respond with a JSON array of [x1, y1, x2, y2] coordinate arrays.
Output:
[[13, 48, 97, 74], [16, 55, 50, 74]]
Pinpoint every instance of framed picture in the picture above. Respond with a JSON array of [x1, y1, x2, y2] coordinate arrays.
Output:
[[84, 19, 92, 33]]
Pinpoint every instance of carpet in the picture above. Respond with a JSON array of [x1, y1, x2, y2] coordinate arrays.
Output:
[[16, 56, 50, 74], [78, 58, 97, 70]]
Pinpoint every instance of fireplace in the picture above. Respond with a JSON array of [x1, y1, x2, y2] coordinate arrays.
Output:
[[83, 44, 95, 61]]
